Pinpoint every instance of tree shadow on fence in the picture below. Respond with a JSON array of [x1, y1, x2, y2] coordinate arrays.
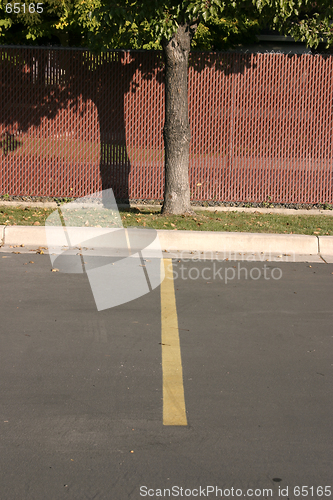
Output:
[[0, 46, 260, 202], [190, 50, 257, 75], [0, 46, 163, 202]]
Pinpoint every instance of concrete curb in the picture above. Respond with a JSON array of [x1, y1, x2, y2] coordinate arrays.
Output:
[[157, 230, 319, 255], [318, 235, 333, 255], [318, 235, 333, 263], [1, 225, 333, 259], [4, 226, 49, 247]]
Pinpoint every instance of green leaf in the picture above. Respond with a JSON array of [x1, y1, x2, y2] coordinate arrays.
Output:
[[209, 5, 216, 17]]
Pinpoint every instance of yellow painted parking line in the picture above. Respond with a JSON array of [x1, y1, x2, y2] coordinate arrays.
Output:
[[124, 229, 131, 256], [161, 259, 187, 426]]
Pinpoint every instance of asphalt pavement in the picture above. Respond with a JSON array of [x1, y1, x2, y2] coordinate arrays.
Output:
[[0, 252, 332, 500]]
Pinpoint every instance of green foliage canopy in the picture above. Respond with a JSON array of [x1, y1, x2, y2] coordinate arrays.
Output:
[[1, 0, 332, 50], [0, 0, 99, 46], [87, 0, 333, 50]]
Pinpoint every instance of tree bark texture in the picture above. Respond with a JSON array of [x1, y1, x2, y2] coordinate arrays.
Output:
[[162, 24, 194, 215]]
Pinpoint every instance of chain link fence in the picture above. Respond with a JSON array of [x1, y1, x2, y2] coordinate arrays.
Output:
[[1, 46, 332, 204]]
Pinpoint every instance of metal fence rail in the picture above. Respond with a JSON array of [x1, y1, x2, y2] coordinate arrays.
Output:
[[1, 46, 332, 203]]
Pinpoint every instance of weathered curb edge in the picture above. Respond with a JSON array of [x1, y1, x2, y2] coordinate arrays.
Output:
[[318, 235, 333, 255], [1, 225, 333, 257], [318, 236, 333, 262], [157, 230, 319, 255]]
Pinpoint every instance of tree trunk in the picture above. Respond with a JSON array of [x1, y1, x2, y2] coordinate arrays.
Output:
[[161, 24, 195, 215]]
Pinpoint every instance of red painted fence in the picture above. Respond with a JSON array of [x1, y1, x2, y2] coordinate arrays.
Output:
[[1, 47, 332, 203]]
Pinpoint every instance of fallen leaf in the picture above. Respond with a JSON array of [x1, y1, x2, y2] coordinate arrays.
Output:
[[33, 221, 40, 226], [51, 268, 59, 272], [29, 261, 34, 264]]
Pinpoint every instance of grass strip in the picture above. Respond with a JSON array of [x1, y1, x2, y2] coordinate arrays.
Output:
[[0, 206, 332, 236]]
